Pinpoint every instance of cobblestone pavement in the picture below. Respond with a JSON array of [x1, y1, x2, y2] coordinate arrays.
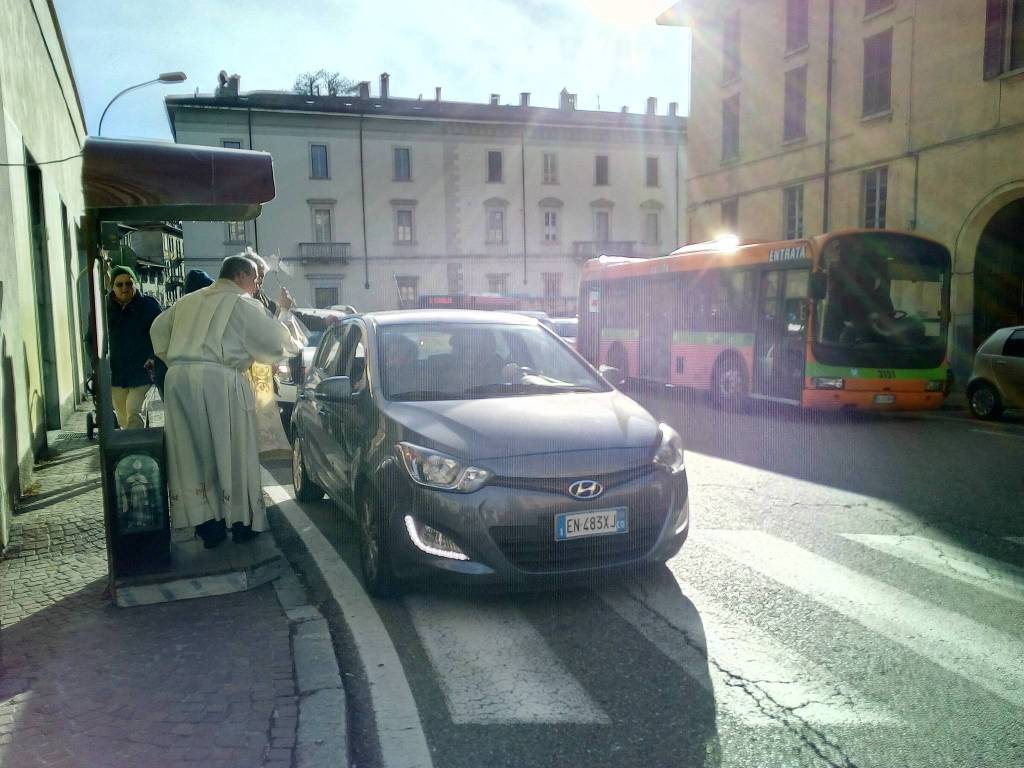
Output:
[[0, 409, 301, 768]]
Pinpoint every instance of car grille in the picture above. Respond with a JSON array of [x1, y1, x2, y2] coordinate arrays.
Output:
[[490, 495, 668, 574], [489, 464, 656, 496]]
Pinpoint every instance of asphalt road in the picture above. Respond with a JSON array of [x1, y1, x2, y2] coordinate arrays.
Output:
[[266, 393, 1024, 768]]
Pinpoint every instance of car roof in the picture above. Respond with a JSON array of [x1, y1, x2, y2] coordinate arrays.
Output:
[[364, 309, 538, 327]]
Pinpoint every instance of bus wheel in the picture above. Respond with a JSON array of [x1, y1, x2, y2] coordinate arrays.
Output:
[[712, 356, 749, 411], [607, 341, 629, 378]]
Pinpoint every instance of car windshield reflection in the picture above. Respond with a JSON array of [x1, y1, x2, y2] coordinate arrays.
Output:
[[380, 322, 607, 401]]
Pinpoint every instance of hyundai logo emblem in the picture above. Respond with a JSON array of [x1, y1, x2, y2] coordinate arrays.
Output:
[[568, 480, 603, 499]]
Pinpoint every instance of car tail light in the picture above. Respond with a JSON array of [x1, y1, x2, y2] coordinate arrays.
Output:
[[275, 361, 293, 384]]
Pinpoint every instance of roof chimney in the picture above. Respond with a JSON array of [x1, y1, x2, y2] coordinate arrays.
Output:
[[520, 92, 530, 107], [620, 105, 629, 113], [668, 101, 679, 116], [646, 97, 657, 115], [380, 72, 390, 100], [489, 93, 500, 105], [559, 88, 576, 111], [435, 86, 442, 102], [357, 81, 370, 99]]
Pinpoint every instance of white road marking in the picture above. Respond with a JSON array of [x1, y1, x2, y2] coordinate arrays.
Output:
[[842, 534, 1024, 604], [969, 428, 1024, 440], [703, 530, 1024, 708], [405, 596, 611, 724], [602, 579, 895, 726], [262, 476, 434, 768], [1005, 536, 1024, 547]]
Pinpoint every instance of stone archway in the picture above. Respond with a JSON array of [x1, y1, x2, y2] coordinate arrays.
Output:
[[973, 198, 1024, 350]]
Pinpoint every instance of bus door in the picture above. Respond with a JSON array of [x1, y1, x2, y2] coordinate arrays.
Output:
[[753, 268, 809, 400], [639, 279, 676, 383]]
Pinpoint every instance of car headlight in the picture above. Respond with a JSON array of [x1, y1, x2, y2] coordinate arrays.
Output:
[[396, 442, 492, 493], [653, 423, 685, 474], [274, 361, 293, 384]]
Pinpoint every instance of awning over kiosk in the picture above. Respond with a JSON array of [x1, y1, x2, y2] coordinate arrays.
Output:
[[82, 136, 275, 222]]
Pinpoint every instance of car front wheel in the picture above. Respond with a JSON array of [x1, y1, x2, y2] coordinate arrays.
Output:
[[968, 381, 1003, 420], [292, 434, 325, 502], [359, 493, 401, 598]]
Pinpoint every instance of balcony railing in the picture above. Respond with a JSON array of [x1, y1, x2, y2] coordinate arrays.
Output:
[[296, 242, 351, 263], [572, 241, 636, 259]]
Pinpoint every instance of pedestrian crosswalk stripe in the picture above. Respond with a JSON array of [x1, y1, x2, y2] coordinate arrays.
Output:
[[405, 596, 611, 725], [703, 529, 1024, 708], [602, 579, 895, 727], [842, 534, 1024, 605]]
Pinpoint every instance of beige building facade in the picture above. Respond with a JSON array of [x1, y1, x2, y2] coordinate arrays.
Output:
[[166, 77, 686, 315], [660, 0, 1024, 381], [0, 0, 89, 547]]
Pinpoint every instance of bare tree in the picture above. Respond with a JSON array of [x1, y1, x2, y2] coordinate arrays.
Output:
[[293, 70, 358, 97]]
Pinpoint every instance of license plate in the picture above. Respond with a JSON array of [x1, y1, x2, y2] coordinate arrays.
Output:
[[874, 394, 896, 405], [555, 508, 628, 541]]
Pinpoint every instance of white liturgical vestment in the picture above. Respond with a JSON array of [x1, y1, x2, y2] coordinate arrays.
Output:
[[150, 279, 305, 531]]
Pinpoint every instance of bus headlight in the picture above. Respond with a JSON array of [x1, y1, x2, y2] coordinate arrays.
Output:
[[812, 377, 845, 389], [925, 380, 944, 392]]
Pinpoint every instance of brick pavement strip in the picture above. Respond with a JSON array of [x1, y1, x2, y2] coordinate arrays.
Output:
[[0, 409, 348, 767]]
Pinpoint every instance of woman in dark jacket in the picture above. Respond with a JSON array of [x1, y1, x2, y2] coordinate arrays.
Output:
[[108, 265, 162, 429]]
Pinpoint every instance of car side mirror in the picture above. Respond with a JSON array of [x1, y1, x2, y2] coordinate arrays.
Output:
[[809, 272, 827, 301], [315, 376, 352, 402], [599, 364, 625, 387]]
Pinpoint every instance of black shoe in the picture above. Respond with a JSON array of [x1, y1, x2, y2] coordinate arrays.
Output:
[[231, 522, 257, 543], [196, 519, 227, 549]]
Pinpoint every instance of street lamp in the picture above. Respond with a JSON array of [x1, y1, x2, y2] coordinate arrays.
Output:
[[97, 71, 187, 136]]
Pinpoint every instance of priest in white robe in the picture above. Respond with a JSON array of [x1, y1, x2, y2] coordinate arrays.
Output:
[[150, 255, 305, 547]]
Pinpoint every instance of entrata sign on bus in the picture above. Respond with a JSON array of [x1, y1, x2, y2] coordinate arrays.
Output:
[[768, 245, 807, 262]]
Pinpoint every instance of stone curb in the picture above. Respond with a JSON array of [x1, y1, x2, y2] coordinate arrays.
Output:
[[272, 571, 349, 768]]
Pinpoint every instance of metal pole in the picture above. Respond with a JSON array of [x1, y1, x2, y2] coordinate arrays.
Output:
[[822, 0, 836, 233]]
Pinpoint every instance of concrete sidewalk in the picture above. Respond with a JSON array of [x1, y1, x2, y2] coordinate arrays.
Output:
[[0, 408, 347, 768]]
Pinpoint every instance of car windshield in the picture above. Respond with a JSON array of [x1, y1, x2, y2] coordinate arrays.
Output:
[[379, 322, 607, 401]]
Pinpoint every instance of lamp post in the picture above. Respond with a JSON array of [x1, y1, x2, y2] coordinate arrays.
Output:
[[97, 71, 187, 136]]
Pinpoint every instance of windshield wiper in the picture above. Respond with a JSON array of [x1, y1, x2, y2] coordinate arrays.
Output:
[[389, 389, 458, 401]]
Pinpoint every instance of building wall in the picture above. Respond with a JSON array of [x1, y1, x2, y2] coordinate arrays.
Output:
[[679, 0, 1024, 379], [0, 0, 87, 547], [172, 102, 686, 314]]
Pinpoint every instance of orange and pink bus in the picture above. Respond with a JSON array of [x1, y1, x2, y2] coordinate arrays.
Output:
[[577, 229, 952, 411]]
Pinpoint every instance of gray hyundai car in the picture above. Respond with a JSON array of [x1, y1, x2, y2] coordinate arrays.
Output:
[[289, 310, 690, 597]]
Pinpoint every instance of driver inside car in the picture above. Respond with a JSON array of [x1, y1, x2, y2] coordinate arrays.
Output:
[[449, 329, 504, 391]]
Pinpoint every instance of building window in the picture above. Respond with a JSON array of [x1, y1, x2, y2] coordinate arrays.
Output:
[[396, 275, 419, 308], [863, 29, 893, 116], [222, 140, 242, 149], [984, 0, 1024, 78], [393, 147, 411, 181], [226, 221, 246, 244], [644, 212, 660, 246], [543, 273, 562, 299], [310, 144, 329, 179], [721, 198, 739, 232], [594, 209, 610, 242], [783, 185, 804, 239], [722, 10, 741, 82], [396, 209, 414, 243], [486, 208, 505, 244], [314, 286, 339, 308], [786, 0, 809, 51], [447, 263, 464, 295], [595, 155, 609, 186], [862, 166, 888, 228], [487, 273, 510, 294], [312, 208, 332, 243], [645, 157, 659, 187], [722, 94, 740, 161], [865, 0, 894, 16], [543, 152, 559, 184], [543, 210, 559, 242], [487, 150, 503, 182], [784, 66, 807, 141]]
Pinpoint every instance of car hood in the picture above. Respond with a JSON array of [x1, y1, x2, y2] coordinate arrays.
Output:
[[384, 390, 660, 466]]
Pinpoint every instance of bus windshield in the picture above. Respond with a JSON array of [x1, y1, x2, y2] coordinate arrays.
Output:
[[815, 233, 950, 368]]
